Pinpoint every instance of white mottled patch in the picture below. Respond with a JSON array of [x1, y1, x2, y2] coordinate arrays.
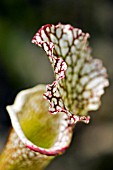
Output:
[[78, 95, 82, 100], [74, 39, 79, 45], [41, 30, 49, 42], [57, 59, 62, 69], [86, 77, 104, 89], [72, 74, 78, 83], [72, 77, 76, 87], [59, 39, 68, 47], [63, 25, 70, 32], [78, 58, 84, 67], [87, 103, 99, 110], [61, 47, 69, 56], [46, 27, 50, 32], [23, 153, 27, 159], [12, 152, 18, 158], [83, 91, 91, 99], [94, 83, 106, 92], [50, 33, 58, 44], [80, 76, 89, 86], [22, 148, 27, 154], [59, 99, 63, 107], [78, 29, 82, 35], [52, 98, 57, 105], [56, 105, 62, 111], [50, 25, 55, 33], [60, 125, 65, 132], [17, 149, 21, 155], [54, 90, 60, 97], [56, 27, 62, 38], [62, 34, 67, 40], [72, 92, 77, 99], [96, 89, 104, 96], [55, 44, 61, 55], [73, 29, 77, 38], [67, 30, 73, 46], [71, 45, 76, 53], [89, 71, 98, 79], [66, 56, 71, 65], [19, 142, 24, 148], [81, 63, 91, 75], [29, 152, 35, 158], [36, 35, 41, 42], [72, 54, 77, 63], [43, 43, 49, 51], [79, 35, 84, 41], [76, 84, 83, 93], [13, 138, 19, 147], [59, 87, 64, 95], [74, 65, 79, 73], [89, 97, 99, 103], [74, 39, 81, 49], [49, 107, 55, 112]]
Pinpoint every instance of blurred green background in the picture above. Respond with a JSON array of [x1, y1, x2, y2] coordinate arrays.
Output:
[[0, 0, 113, 169]]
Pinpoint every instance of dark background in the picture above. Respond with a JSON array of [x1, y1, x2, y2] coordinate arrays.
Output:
[[0, 0, 113, 169]]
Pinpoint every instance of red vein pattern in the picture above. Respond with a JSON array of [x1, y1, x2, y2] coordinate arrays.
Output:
[[32, 23, 109, 125]]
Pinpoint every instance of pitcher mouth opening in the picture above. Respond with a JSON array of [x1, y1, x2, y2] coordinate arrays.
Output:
[[6, 85, 73, 156]]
